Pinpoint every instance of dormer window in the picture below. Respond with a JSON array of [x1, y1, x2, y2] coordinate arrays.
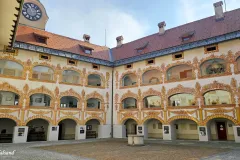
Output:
[[135, 42, 149, 53], [204, 44, 219, 54], [146, 59, 155, 65], [33, 32, 48, 44], [180, 31, 195, 42], [67, 59, 77, 66], [39, 53, 51, 61], [79, 45, 94, 54], [172, 52, 184, 61]]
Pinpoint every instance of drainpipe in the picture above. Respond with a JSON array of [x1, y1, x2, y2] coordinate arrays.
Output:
[[111, 67, 114, 138]]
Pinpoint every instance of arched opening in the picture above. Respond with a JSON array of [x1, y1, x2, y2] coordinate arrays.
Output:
[[122, 98, 137, 109], [144, 119, 163, 139], [60, 96, 78, 108], [87, 98, 101, 109], [143, 96, 161, 108], [200, 58, 226, 76], [124, 119, 137, 137], [0, 118, 16, 143], [58, 119, 76, 140], [0, 60, 23, 77], [207, 118, 235, 141], [203, 90, 232, 105], [122, 74, 137, 86], [167, 64, 192, 81], [237, 56, 240, 72], [30, 94, 51, 107], [88, 74, 102, 86], [0, 91, 19, 106], [85, 119, 100, 139], [26, 118, 49, 142], [171, 119, 199, 140], [62, 70, 80, 84], [142, 70, 160, 85], [169, 93, 195, 107], [32, 65, 54, 81]]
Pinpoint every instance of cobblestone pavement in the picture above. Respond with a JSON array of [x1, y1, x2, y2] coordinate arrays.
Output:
[[0, 139, 240, 160]]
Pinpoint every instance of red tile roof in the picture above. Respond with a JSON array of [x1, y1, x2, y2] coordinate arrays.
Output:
[[16, 25, 110, 61], [111, 9, 240, 61]]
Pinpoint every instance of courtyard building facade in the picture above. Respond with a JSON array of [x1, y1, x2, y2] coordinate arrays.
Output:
[[1, 0, 240, 143]]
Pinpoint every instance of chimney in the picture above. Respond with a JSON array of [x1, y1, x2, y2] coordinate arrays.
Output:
[[158, 21, 166, 35], [116, 36, 123, 47], [83, 34, 90, 42], [213, 1, 224, 21]]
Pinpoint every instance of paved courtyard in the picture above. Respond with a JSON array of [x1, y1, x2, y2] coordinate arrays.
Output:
[[1, 139, 240, 160]]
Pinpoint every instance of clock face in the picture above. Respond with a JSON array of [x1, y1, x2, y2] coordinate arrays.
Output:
[[22, 2, 42, 21]]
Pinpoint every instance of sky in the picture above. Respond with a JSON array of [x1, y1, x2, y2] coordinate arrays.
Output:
[[40, 0, 240, 48]]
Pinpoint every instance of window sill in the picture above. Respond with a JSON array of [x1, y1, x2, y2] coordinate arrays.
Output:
[[29, 78, 56, 83], [199, 72, 231, 79], [120, 85, 137, 89], [140, 82, 161, 86], [0, 105, 21, 108], [168, 105, 198, 109], [142, 107, 163, 110], [86, 85, 104, 89], [0, 74, 25, 80], [202, 104, 235, 108], [59, 82, 82, 86], [166, 77, 194, 83]]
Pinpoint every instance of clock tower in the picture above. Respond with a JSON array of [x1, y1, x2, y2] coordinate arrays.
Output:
[[19, 0, 49, 30]]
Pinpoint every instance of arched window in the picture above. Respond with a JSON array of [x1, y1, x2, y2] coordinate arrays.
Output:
[[200, 59, 226, 76], [0, 60, 23, 77], [88, 74, 101, 86], [62, 70, 80, 84], [142, 70, 160, 84], [30, 94, 51, 107], [237, 57, 240, 72], [87, 98, 101, 109], [169, 93, 195, 107], [32, 66, 54, 81], [204, 90, 231, 105], [143, 96, 161, 108], [0, 91, 19, 106], [60, 96, 78, 108], [122, 98, 137, 109], [122, 74, 137, 86], [167, 64, 192, 81]]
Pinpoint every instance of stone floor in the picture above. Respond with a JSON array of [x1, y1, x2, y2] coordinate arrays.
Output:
[[0, 139, 240, 160]]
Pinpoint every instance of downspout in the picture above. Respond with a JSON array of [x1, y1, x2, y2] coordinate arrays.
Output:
[[109, 49, 114, 138]]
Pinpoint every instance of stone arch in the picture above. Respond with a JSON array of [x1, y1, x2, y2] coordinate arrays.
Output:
[[0, 82, 24, 107], [27, 86, 55, 108], [167, 115, 199, 125], [85, 91, 104, 110], [0, 114, 21, 126], [141, 66, 162, 85], [84, 117, 104, 125], [142, 88, 162, 109], [59, 89, 82, 109], [57, 116, 80, 125], [120, 117, 140, 125], [23, 115, 53, 126], [61, 67, 83, 85], [203, 114, 239, 126], [120, 70, 138, 88], [0, 55, 27, 79], [87, 71, 105, 88], [234, 51, 240, 73], [142, 116, 164, 125], [120, 90, 138, 102]]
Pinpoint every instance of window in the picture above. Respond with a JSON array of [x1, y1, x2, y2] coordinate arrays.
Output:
[[167, 64, 192, 81], [169, 93, 195, 107], [142, 69, 160, 84], [0, 91, 19, 106], [34, 33, 48, 44], [125, 64, 132, 69], [88, 74, 101, 86], [180, 31, 195, 42], [204, 44, 218, 54], [87, 98, 101, 109], [122, 98, 137, 109], [122, 74, 137, 86], [146, 59, 155, 65], [204, 90, 232, 105], [3, 45, 18, 56], [67, 59, 77, 66], [153, 124, 156, 129], [200, 59, 226, 76], [189, 124, 198, 130], [92, 64, 100, 70], [237, 57, 240, 72], [30, 94, 51, 107], [158, 123, 162, 129], [32, 65, 54, 81], [62, 70, 80, 84], [144, 96, 161, 108], [85, 49, 92, 54], [79, 45, 94, 54], [172, 52, 184, 60], [60, 96, 78, 108], [39, 54, 51, 61], [0, 60, 23, 77]]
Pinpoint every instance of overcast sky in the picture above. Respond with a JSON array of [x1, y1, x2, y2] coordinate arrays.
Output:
[[40, 0, 240, 48]]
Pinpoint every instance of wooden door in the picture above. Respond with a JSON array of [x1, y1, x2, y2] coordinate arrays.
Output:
[[216, 122, 227, 140]]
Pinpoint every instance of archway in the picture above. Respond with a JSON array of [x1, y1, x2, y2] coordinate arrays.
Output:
[[0, 118, 16, 143], [85, 119, 100, 139], [207, 118, 235, 141], [124, 119, 137, 137], [122, 73, 137, 86], [58, 119, 76, 140], [170, 119, 199, 140], [144, 118, 163, 139], [26, 118, 49, 142]]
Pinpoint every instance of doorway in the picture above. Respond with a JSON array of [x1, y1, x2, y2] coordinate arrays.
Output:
[[216, 122, 227, 140]]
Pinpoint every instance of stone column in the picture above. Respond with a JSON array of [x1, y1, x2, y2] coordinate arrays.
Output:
[[98, 124, 111, 138], [233, 126, 240, 143], [13, 126, 28, 143], [47, 125, 59, 141], [137, 125, 148, 139], [198, 126, 209, 141], [113, 124, 126, 138], [75, 125, 86, 140], [162, 125, 176, 140]]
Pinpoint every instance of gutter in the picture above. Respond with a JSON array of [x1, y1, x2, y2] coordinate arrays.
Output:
[[109, 49, 114, 138]]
